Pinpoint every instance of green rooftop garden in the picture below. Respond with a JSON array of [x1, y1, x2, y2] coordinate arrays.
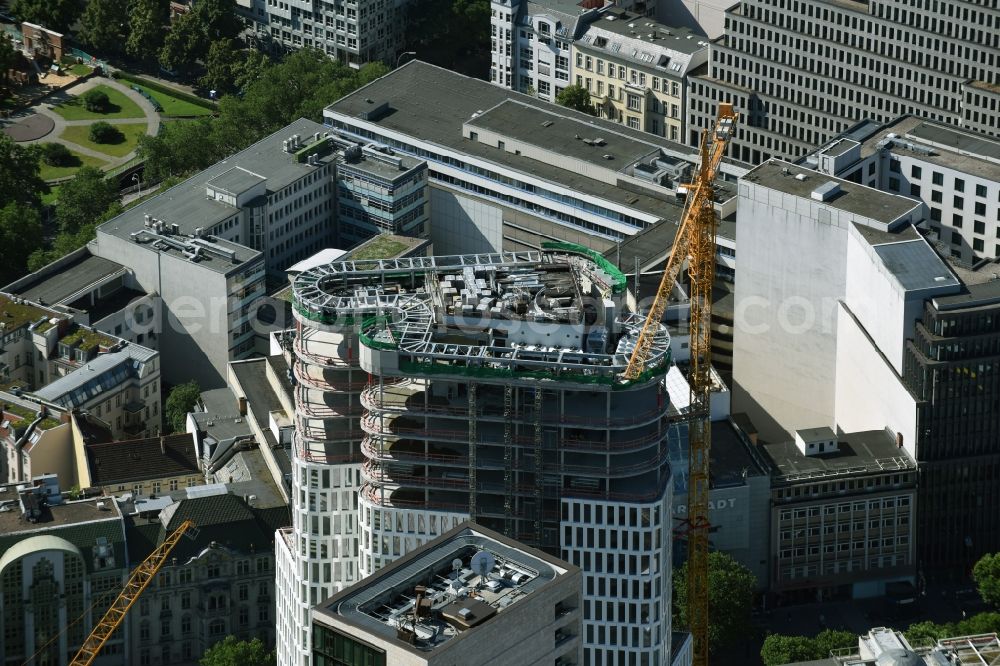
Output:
[[348, 235, 410, 261], [0, 296, 52, 331], [1, 402, 62, 431], [60, 325, 115, 352]]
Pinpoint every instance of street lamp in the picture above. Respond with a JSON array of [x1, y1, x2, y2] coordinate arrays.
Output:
[[396, 51, 417, 69], [132, 173, 141, 200]]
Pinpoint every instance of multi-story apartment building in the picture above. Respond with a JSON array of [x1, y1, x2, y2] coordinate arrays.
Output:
[[325, 60, 743, 259], [757, 427, 916, 602], [239, 0, 411, 66], [687, 0, 1000, 164], [0, 489, 129, 666], [125, 492, 288, 666], [311, 522, 583, 666], [281, 245, 679, 666], [775, 627, 1000, 666], [489, 0, 603, 101], [573, 9, 706, 142], [81, 432, 203, 497]]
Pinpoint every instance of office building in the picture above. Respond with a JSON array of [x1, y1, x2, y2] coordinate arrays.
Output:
[[802, 122, 1000, 572], [573, 9, 707, 142], [311, 522, 582, 666], [733, 158, 1000, 573], [804, 117, 1000, 266], [687, 0, 1000, 164], [282, 244, 678, 666], [125, 492, 288, 666], [0, 490, 129, 666], [238, 0, 412, 66], [780, 626, 1000, 666], [757, 427, 916, 602], [325, 60, 743, 259], [733, 160, 923, 440]]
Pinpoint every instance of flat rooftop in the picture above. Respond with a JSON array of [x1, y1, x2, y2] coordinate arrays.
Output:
[[761, 429, 915, 484], [856, 116, 1000, 183], [0, 293, 59, 331], [314, 522, 575, 654], [579, 9, 706, 58], [9, 251, 126, 305], [96, 118, 336, 271], [325, 60, 692, 226], [711, 420, 768, 488], [0, 493, 122, 534], [742, 160, 920, 223], [343, 234, 430, 261]]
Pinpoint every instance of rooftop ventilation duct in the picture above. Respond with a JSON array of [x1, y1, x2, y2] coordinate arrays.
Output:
[[811, 181, 841, 202]]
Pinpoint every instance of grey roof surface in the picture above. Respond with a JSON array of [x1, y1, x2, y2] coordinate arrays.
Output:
[[871, 240, 959, 292], [854, 116, 1000, 182], [341, 148, 424, 181], [231, 358, 286, 431], [576, 10, 706, 71], [0, 497, 127, 574], [33, 344, 157, 406], [86, 433, 200, 485], [191, 411, 253, 442], [13, 252, 126, 305], [325, 60, 692, 225], [711, 420, 767, 488], [97, 117, 331, 270], [316, 522, 575, 653], [795, 426, 836, 440], [761, 430, 915, 482], [743, 160, 920, 223], [207, 166, 266, 195]]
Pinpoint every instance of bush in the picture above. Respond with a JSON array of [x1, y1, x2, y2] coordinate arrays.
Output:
[[89, 121, 122, 144], [82, 89, 110, 112], [40, 142, 72, 166]]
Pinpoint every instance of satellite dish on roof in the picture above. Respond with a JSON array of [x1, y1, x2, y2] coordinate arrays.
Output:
[[470, 551, 495, 581], [452, 558, 463, 572]]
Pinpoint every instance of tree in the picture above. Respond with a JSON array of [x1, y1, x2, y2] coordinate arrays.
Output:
[[40, 142, 72, 166], [0, 34, 18, 85], [0, 135, 46, 208], [974, 553, 1000, 608], [126, 0, 169, 64], [199, 39, 242, 94], [159, 10, 209, 75], [83, 89, 111, 113], [200, 636, 275, 666], [233, 49, 271, 93], [89, 121, 122, 143], [165, 381, 201, 432], [812, 629, 856, 657], [0, 203, 44, 284], [760, 635, 818, 666], [406, 0, 489, 77], [55, 166, 121, 236], [556, 84, 596, 115], [673, 551, 756, 652], [191, 0, 242, 42], [8, 0, 83, 34], [79, 0, 130, 55]]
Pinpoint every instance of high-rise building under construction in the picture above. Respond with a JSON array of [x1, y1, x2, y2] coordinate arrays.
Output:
[[276, 245, 685, 666]]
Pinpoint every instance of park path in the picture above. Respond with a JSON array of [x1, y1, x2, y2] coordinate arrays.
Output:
[[23, 77, 161, 168]]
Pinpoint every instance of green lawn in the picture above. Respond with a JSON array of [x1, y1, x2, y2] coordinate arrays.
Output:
[[41, 185, 61, 205], [38, 151, 108, 181], [51, 85, 145, 121], [130, 82, 215, 117], [348, 236, 409, 260], [68, 64, 94, 77], [60, 122, 148, 158]]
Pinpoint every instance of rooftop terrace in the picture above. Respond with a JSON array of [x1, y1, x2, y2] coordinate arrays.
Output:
[[760, 429, 915, 484]]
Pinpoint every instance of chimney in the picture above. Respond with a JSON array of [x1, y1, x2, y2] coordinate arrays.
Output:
[[896, 432, 904, 449], [238, 396, 247, 417], [160, 436, 166, 455]]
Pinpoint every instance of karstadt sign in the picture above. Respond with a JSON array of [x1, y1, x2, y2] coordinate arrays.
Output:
[[672, 497, 737, 515]]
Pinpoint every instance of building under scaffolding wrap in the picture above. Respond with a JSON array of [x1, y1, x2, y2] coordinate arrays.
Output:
[[276, 243, 683, 666]]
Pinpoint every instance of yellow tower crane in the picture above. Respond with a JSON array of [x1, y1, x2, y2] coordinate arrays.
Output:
[[623, 104, 738, 666], [68, 520, 196, 666]]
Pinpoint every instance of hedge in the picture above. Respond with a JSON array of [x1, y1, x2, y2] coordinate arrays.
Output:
[[111, 72, 217, 114]]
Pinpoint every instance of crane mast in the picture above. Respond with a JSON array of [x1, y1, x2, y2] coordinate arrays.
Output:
[[623, 104, 738, 666], [68, 520, 196, 666]]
